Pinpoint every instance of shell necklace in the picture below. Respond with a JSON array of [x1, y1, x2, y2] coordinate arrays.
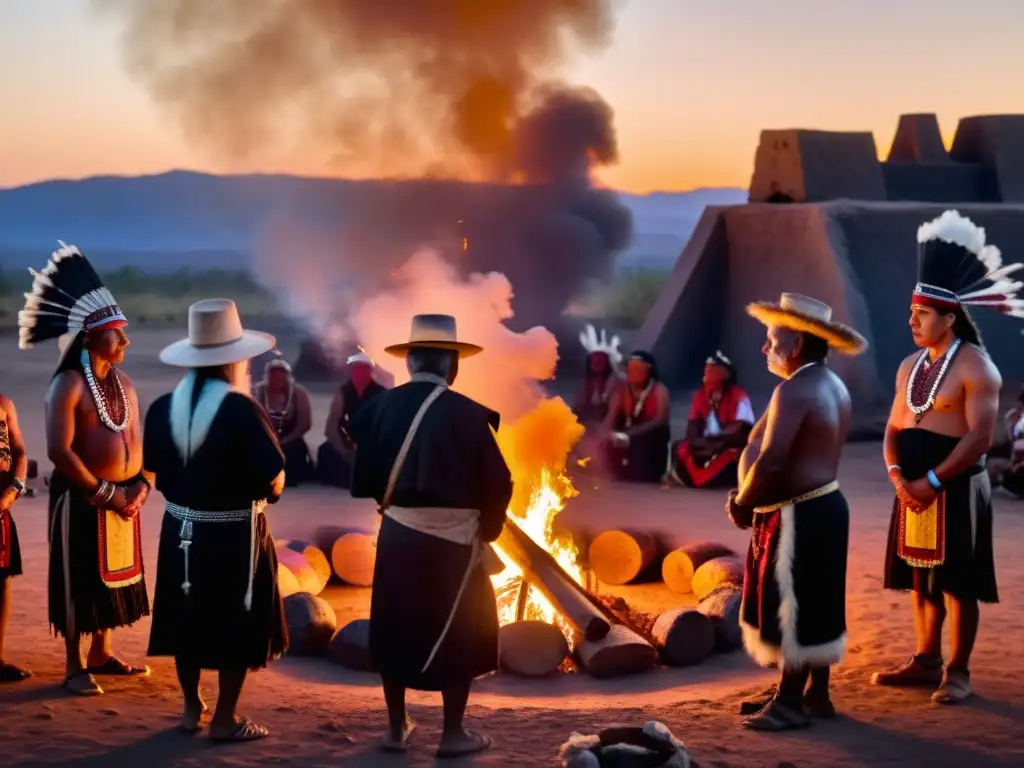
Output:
[[906, 338, 961, 423], [81, 348, 130, 433]]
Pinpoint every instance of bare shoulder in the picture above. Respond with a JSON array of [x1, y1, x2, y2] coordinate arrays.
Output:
[[655, 381, 671, 401], [47, 370, 84, 402], [116, 368, 138, 390], [959, 344, 1001, 388], [896, 351, 919, 381], [295, 383, 312, 400]]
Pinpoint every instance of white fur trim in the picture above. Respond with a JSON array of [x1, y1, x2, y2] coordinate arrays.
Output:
[[740, 503, 848, 670], [170, 371, 237, 462]]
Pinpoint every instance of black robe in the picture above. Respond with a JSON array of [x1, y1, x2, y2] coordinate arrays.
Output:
[[145, 386, 288, 670], [349, 378, 512, 690]]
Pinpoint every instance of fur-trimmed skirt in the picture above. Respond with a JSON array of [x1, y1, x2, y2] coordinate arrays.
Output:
[[740, 485, 849, 669]]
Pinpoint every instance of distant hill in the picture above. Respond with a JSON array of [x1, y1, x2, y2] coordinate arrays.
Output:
[[0, 170, 746, 273]]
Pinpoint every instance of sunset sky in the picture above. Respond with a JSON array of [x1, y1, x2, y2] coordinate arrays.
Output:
[[2, 0, 1022, 193]]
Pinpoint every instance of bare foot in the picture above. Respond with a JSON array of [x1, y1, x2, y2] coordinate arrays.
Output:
[[437, 729, 492, 759], [380, 716, 416, 752], [179, 698, 210, 733]]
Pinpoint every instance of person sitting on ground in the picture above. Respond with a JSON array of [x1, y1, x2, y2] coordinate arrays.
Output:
[[317, 352, 387, 488], [599, 350, 671, 483], [253, 354, 315, 486], [573, 324, 623, 425], [670, 351, 755, 488], [986, 387, 1024, 497]]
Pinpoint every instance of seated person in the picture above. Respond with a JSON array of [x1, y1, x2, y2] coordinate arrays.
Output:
[[317, 352, 387, 488], [573, 325, 623, 425], [671, 351, 755, 488], [253, 355, 315, 486], [987, 387, 1024, 497], [599, 351, 671, 483]]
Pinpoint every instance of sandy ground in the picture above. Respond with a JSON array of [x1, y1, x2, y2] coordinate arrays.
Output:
[[2, 330, 1024, 767]]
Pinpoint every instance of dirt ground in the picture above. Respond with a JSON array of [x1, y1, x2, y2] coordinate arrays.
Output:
[[2, 329, 1024, 767]]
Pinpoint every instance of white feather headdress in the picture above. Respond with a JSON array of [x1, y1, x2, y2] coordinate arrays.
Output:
[[578, 323, 623, 365]]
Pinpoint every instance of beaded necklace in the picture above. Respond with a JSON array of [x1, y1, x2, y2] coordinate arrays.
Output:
[[81, 348, 130, 469], [261, 381, 294, 436], [906, 338, 961, 424]]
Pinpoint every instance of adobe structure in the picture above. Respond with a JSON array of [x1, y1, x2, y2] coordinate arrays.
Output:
[[634, 113, 1024, 437]]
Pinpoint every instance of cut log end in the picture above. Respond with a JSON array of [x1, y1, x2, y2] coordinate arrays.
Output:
[[588, 530, 659, 586], [575, 624, 658, 678], [284, 593, 338, 656], [331, 533, 377, 586], [277, 564, 300, 598], [329, 618, 374, 672], [278, 540, 333, 591], [691, 556, 744, 602], [499, 620, 570, 677], [697, 585, 743, 652], [275, 548, 325, 596], [652, 608, 716, 667], [662, 542, 737, 595]]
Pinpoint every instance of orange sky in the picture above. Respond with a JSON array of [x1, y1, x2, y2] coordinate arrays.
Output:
[[1, 1, 1022, 193]]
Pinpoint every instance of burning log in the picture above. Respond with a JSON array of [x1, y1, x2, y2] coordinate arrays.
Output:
[[651, 609, 716, 667], [662, 542, 737, 594], [329, 619, 374, 672], [692, 556, 744, 601], [588, 530, 663, 585], [697, 586, 743, 652], [499, 620, 570, 677], [496, 519, 612, 642], [575, 624, 658, 678]]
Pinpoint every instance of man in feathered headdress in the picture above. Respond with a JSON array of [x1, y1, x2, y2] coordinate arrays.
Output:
[[19, 243, 152, 696], [873, 211, 1021, 704], [573, 324, 623, 425]]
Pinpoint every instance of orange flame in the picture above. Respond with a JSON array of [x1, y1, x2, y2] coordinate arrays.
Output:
[[490, 398, 585, 636]]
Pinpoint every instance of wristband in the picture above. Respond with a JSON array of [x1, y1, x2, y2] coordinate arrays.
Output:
[[926, 469, 943, 490], [10, 478, 26, 497], [886, 464, 901, 474]]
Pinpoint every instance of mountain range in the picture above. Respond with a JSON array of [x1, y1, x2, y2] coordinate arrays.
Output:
[[0, 170, 746, 274]]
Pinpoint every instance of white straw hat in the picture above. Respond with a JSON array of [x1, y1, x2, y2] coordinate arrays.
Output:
[[159, 299, 276, 368], [383, 314, 482, 358]]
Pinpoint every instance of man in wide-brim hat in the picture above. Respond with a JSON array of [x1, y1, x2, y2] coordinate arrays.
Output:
[[144, 299, 288, 741], [348, 314, 511, 759], [726, 293, 866, 731]]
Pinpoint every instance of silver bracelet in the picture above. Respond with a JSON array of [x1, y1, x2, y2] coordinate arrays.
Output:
[[90, 481, 115, 506], [886, 464, 901, 474]]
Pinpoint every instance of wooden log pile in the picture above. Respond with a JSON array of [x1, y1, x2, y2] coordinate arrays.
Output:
[[313, 525, 377, 586], [588, 530, 664, 585], [662, 542, 737, 595]]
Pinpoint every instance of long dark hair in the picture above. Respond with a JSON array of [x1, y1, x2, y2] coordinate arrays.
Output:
[[190, 365, 236, 410], [52, 331, 86, 380], [952, 305, 983, 349]]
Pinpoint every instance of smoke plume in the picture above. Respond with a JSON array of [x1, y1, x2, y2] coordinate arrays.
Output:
[[97, 0, 633, 332], [351, 248, 556, 422], [96, 0, 616, 180]]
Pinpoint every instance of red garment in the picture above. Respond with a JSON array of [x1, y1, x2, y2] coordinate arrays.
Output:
[[674, 385, 751, 488], [688, 384, 750, 425], [349, 363, 374, 395], [621, 383, 660, 424]]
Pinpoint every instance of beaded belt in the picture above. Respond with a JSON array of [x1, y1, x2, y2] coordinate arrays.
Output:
[[750, 480, 839, 560], [165, 500, 267, 611]]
